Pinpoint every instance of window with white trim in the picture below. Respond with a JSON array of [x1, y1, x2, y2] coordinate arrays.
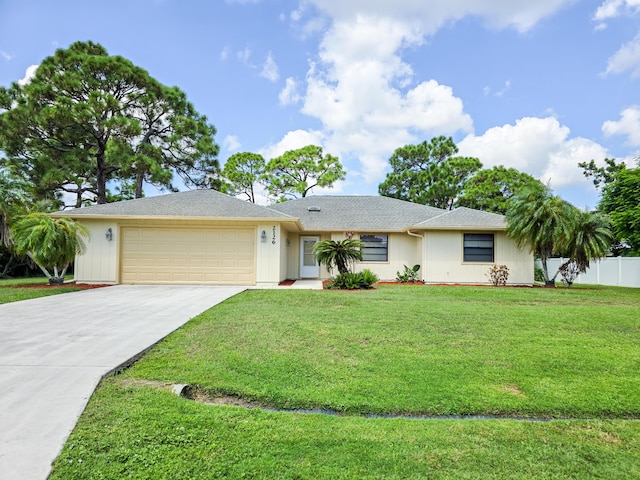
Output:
[[463, 233, 494, 263], [360, 234, 388, 262]]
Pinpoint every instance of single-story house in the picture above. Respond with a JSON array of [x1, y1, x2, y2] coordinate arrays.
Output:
[[55, 189, 533, 286]]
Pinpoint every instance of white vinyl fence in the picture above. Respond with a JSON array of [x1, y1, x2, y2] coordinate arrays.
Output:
[[546, 257, 640, 288]]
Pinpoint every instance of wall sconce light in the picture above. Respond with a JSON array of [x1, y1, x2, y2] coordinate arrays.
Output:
[[105, 228, 113, 241], [286, 238, 291, 247], [261, 230, 267, 242]]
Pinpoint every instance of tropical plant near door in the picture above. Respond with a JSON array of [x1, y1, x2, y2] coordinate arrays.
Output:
[[11, 213, 89, 285], [313, 239, 364, 275]]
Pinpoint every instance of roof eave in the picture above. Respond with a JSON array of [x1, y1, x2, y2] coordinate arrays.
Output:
[[409, 225, 506, 231], [51, 212, 301, 224]]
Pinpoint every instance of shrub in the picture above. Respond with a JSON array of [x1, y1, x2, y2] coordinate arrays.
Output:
[[396, 264, 421, 283], [558, 261, 580, 287], [327, 269, 379, 290], [359, 269, 379, 289], [486, 264, 509, 286]]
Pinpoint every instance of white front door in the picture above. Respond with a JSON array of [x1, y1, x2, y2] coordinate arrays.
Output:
[[300, 236, 320, 278]]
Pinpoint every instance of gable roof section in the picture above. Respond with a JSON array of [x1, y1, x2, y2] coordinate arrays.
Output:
[[412, 207, 506, 230], [270, 196, 445, 231], [54, 189, 296, 221]]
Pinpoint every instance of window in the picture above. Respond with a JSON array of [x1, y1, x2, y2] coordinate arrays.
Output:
[[463, 233, 494, 263], [360, 234, 388, 262]]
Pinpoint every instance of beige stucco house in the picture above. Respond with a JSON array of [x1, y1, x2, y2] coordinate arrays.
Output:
[[56, 190, 534, 286]]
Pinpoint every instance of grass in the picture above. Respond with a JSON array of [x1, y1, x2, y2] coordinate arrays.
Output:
[[50, 285, 640, 479], [0, 275, 82, 304]]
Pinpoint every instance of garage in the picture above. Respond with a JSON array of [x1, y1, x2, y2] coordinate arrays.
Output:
[[120, 227, 256, 285]]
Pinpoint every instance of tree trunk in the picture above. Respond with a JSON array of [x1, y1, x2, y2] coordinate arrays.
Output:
[[540, 257, 555, 287], [96, 151, 108, 204], [75, 188, 83, 208], [0, 253, 14, 278], [135, 171, 144, 198]]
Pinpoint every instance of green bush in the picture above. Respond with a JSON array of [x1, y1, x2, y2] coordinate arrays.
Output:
[[359, 269, 379, 288], [396, 264, 421, 283], [327, 269, 379, 290]]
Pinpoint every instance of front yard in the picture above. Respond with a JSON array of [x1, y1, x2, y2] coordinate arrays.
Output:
[[0, 276, 83, 304], [50, 285, 640, 479]]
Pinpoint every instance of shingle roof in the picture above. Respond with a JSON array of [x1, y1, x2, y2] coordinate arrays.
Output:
[[270, 196, 445, 231], [56, 191, 505, 231], [413, 207, 506, 230], [56, 189, 295, 220]]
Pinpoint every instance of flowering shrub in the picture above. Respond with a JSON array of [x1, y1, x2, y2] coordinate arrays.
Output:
[[486, 264, 509, 286]]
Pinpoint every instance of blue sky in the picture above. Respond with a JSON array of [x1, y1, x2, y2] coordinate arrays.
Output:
[[1, 0, 639, 209]]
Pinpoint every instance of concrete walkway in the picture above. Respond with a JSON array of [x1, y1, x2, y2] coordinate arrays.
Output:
[[0, 285, 245, 480]]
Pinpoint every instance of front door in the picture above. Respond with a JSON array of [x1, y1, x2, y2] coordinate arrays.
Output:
[[300, 236, 320, 278]]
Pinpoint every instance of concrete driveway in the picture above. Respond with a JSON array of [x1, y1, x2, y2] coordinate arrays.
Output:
[[0, 284, 245, 480]]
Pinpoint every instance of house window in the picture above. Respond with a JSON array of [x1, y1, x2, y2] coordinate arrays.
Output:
[[463, 233, 494, 263], [360, 234, 388, 262]]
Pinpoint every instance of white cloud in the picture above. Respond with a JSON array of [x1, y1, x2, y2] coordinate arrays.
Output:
[[602, 106, 640, 146], [219, 46, 231, 61], [269, 1, 579, 187], [223, 134, 241, 152], [482, 79, 511, 97], [18, 64, 38, 86], [258, 129, 325, 160], [604, 33, 640, 77], [308, 0, 577, 34], [594, 0, 640, 22], [279, 77, 302, 106], [0, 50, 12, 61], [259, 52, 279, 82], [458, 116, 608, 188], [297, 15, 472, 182], [595, 1, 640, 74], [237, 47, 252, 65]]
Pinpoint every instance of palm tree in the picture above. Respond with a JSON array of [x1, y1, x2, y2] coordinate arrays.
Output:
[[11, 213, 89, 285], [561, 210, 612, 273], [507, 187, 613, 286], [0, 171, 32, 278], [506, 186, 578, 286], [313, 239, 364, 275], [0, 170, 30, 248]]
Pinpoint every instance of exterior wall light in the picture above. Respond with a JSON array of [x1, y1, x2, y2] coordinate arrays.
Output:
[[105, 228, 113, 241], [261, 230, 267, 242]]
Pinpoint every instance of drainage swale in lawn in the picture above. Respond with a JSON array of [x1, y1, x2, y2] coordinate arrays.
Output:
[[170, 383, 639, 423]]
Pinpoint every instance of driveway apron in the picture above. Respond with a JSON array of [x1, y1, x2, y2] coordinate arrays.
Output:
[[0, 284, 245, 480]]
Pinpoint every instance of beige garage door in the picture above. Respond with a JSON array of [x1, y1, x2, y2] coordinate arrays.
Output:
[[120, 227, 255, 285]]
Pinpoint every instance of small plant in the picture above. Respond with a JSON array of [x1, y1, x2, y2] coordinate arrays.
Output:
[[558, 261, 580, 288], [486, 264, 509, 286], [396, 264, 421, 283], [327, 269, 379, 290], [534, 263, 546, 283], [359, 269, 379, 288]]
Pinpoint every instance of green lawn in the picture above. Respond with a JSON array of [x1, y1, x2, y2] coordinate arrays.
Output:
[[50, 285, 640, 479], [0, 276, 82, 304]]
